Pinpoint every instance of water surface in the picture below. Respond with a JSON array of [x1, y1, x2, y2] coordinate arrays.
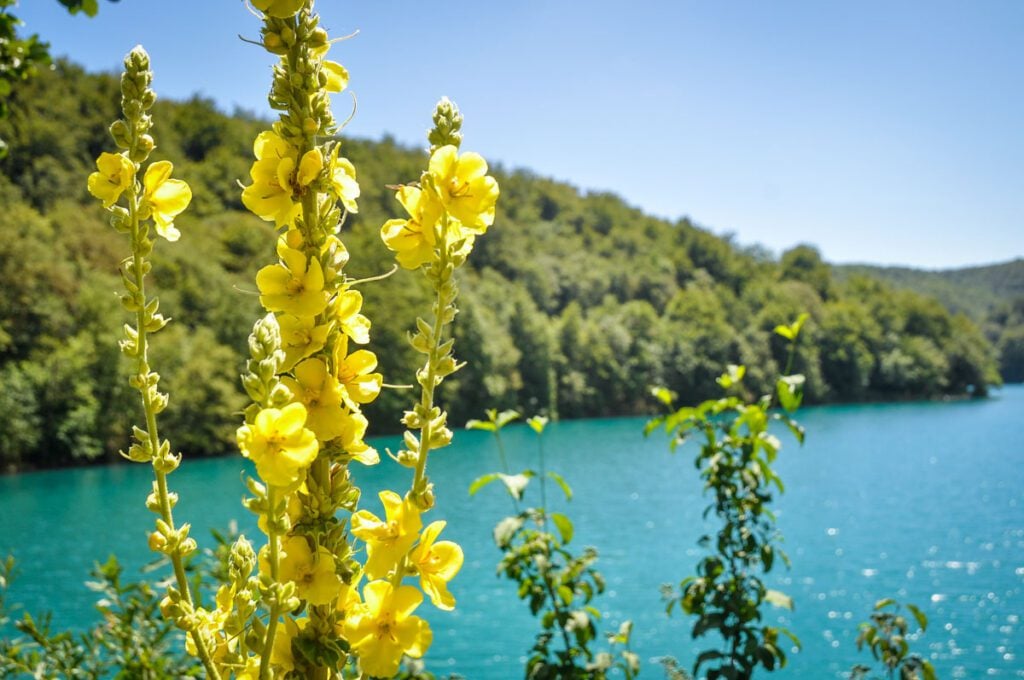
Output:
[[2, 386, 1022, 678]]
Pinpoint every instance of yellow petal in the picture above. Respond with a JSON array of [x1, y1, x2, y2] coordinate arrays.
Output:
[[297, 149, 323, 187], [323, 60, 349, 93], [255, 263, 292, 296], [396, 616, 432, 659], [391, 584, 424, 619], [143, 160, 173, 190], [275, 402, 309, 437], [428, 145, 458, 182]]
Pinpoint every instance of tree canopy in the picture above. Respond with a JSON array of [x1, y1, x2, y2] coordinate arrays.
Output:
[[0, 62, 1004, 470]]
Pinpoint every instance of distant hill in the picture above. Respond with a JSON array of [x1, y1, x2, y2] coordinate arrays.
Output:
[[0, 61, 1008, 470], [836, 259, 1024, 321], [836, 259, 1024, 384]]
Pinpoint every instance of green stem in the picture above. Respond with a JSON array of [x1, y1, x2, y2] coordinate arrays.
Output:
[[127, 185, 221, 680], [388, 237, 452, 591], [539, 550, 575, 668], [260, 487, 282, 680], [492, 431, 520, 514], [537, 434, 548, 521], [782, 334, 799, 378], [411, 229, 452, 496]]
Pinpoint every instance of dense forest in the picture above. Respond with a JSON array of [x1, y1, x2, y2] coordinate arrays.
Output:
[[838, 260, 1024, 382], [0, 62, 1006, 470]]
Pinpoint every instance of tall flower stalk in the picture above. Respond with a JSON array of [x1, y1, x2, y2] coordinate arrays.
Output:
[[237, 2, 498, 677], [87, 46, 220, 679], [236, 2, 376, 676], [342, 97, 499, 677]]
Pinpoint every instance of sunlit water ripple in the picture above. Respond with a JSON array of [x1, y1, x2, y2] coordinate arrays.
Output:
[[2, 385, 1022, 678]]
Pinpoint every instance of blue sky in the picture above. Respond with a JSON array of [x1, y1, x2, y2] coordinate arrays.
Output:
[[17, 0, 1024, 269]]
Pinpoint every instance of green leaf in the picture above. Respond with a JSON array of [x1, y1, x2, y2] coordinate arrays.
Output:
[[906, 603, 928, 632], [773, 323, 795, 340], [550, 512, 574, 544], [716, 364, 746, 389], [775, 312, 809, 341], [874, 597, 897, 611], [651, 386, 676, 406], [643, 416, 664, 437], [780, 627, 802, 650], [921, 660, 937, 680], [764, 589, 793, 610], [465, 419, 495, 432], [776, 374, 805, 412], [546, 471, 573, 500], [776, 415, 806, 444], [527, 415, 549, 434], [499, 471, 534, 500], [791, 312, 809, 336], [495, 409, 521, 429], [468, 472, 501, 496]]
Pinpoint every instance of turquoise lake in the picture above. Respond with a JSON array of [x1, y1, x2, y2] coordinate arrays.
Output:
[[2, 385, 1022, 678]]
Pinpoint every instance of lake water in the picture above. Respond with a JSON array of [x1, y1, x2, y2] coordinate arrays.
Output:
[[1, 386, 1022, 678]]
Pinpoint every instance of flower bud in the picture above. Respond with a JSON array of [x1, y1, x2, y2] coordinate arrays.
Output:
[[148, 531, 167, 552], [109, 119, 131, 148]]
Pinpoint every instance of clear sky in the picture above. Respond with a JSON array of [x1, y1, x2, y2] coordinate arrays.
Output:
[[16, 0, 1024, 269]]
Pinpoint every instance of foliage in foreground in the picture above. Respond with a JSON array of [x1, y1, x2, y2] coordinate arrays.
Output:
[[850, 599, 936, 680], [469, 410, 639, 679], [648, 316, 807, 679], [0, 554, 199, 678]]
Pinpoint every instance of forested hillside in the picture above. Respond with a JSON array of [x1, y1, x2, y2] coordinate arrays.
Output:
[[838, 260, 1024, 382], [0, 62, 1003, 470]]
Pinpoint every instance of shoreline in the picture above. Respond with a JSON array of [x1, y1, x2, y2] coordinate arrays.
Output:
[[3, 384, 1016, 476]]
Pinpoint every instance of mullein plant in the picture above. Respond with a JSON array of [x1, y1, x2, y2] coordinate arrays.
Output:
[[90, 0, 498, 677], [85, 45, 221, 677], [355, 96, 498, 676], [238, 2, 498, 677]]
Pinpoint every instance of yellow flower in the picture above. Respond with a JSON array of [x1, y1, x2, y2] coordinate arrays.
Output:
[[87, 152, 134, 208], [281, 358, 346, 441], [428, 144, 499, 233], [333, 336, 382, 408], [343, 581, 432, 678], [270, 616, 307, 673], [334, 577, 362, 620], [323, 60, 349, 93], [252, 0, 303, 19], [235, 655, 262, 680], [280, 535, 342, 606], [241, 130, 299, 226], [338, 410, 379, 465], [381, 185, 443, 270], [409, 521, 464, 611], [185, 604, 229, 659], [241, 130, 319, 228], [329, 289, 371, 344], [236, 403, 318, 487], [142, 160, 191, 242], [278, 314, 332, 371], [256, 241, 329, 316], [351, 490, 422, 579], [327, 144, 360, 214], [296, 147, 323, 187]]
